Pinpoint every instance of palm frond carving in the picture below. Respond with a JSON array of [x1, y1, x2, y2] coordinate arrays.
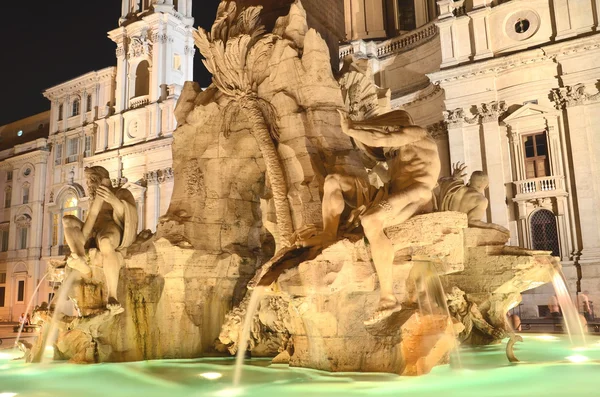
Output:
[[193, 1, 294, 246]]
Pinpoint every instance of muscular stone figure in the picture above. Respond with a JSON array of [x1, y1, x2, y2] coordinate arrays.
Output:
[[299, 110, 441, 324], [63, 166, 138, 309], [446, 287, 506, 344], [438, 163, 509, 235]]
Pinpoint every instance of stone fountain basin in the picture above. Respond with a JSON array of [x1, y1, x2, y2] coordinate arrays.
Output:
[[1, 333, 600, 397]]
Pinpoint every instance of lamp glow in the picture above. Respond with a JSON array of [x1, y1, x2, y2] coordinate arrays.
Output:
[[566, 354, 589, 363], [199, 372, 222, 380]]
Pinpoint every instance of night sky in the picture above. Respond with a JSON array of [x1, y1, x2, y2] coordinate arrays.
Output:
[[0, 0, 221, 126]]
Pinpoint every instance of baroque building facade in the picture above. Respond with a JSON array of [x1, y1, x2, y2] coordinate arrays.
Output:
[[2, 0, 599, 321], [342, 0, 600, 317], [0, 0, 193, 321]]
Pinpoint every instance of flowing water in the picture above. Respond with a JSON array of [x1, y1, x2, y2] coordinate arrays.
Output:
[[1, 333, 600, 397], [232, 286, 265, 387], [33, 271, 78, 363], [550, 269, 586, 346], [411, 260, 462, 367], [14, 273, 49, 348]]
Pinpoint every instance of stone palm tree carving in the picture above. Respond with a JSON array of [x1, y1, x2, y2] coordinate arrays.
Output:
[[193, 1, 294, 246]]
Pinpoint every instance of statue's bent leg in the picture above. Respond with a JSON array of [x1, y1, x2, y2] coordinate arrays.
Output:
[[63, 216, 91, 274], [299, 174, 360, 247], [361, 184, 432, 324], [96, 224, 123, 307]]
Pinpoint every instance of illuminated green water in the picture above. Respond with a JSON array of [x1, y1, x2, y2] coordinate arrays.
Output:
[[1, 334, 599, 397]]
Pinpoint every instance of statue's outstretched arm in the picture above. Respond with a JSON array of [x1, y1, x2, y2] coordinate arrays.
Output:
[[339, 110, 426, 148]]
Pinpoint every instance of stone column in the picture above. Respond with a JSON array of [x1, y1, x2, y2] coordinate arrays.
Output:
[[481, 119, 508, 228], [463, 122, 483, 172], [564, 103, 600, 262], [114, 38, 128, 113]]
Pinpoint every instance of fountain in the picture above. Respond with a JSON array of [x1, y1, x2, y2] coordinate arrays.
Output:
[[0, 1, 598, 396]]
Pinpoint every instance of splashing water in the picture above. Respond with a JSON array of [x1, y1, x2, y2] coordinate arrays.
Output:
[[550, 269, 586, 347], [32, 271, 78, 363], [232, 286, 264, 387], [14, 273, 49, 348], [411, 260, 462, 368]]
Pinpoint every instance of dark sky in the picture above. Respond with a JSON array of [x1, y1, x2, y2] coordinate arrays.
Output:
[[0, 0, 221, 126]]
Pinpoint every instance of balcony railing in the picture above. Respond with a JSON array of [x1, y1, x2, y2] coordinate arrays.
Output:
[[339, 21, 438, 60], [130, 95, 150, 109], [514, 176, 566, 197]]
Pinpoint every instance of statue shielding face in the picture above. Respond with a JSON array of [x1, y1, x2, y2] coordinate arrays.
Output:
[[85, 173, 102, 199]]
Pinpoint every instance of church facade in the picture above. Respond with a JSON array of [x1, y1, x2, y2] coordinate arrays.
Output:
[[342, 0, 600, 317], [0, 0, 194, 321]]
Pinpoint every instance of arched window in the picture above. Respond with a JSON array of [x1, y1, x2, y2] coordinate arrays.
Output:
[[15, 214, 31, 250], [530, 209, 559, 256], [72, 98, 80, 117], [51, 193, 80, 247], [396, 0, 416, 31], [135, 61, 150, 97]]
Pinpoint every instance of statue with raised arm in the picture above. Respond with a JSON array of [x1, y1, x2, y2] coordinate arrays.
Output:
[[438, 163, 509, 235], [63, 166, 138, 310], [298, 109, 441, 325]]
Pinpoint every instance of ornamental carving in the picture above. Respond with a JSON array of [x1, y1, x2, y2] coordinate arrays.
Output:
[[128, 34, 152, 58], [144, 168, 174, 185], [15, 214, 32, 228], [551, 83, 600, 109], [426, 121, 448, 140], [151, 32, 171, 44], [116, 44, 126, 58], [184, 45, 195, 56], [477, 101, 507, 123], [443, 108, 465, 127], [111, 177, 128, 188]]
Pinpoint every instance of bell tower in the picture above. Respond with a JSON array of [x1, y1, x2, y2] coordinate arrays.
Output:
[[102, 0, 194, 149]]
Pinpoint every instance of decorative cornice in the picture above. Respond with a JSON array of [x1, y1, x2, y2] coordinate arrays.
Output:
[[144, 167, 173, 185], [442, 100, 507, 127], [430, 35, 600, 85], [550, 83, 600, 109]]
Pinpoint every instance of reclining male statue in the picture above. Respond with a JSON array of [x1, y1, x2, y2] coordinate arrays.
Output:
[[437, 163, 509, 235], [296, 109, 441, 325], [63, 166, 138, 310]]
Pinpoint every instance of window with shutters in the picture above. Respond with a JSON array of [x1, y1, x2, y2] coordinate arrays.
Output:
[[523, 133, 550, 179], [84, 135, 93, 158], [55, 143, 63, 166], [66, 138, 79, 163]]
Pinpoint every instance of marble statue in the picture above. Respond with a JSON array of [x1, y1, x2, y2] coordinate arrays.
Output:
[[446, 286, 506, 343], [63, 166, 138, 309], [298, 109, 441, 325], [437, 163, 509, 235]]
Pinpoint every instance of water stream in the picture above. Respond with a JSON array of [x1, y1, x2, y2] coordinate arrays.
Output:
[[232, 286, 265, 387], [32, 271, 78, 363], [14, 273, 49, 348], [411, 260, 461, 367], [550, 269, 586, 346]]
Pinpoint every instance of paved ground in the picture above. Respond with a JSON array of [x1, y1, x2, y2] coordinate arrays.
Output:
[[0, 323, 38, 348]]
